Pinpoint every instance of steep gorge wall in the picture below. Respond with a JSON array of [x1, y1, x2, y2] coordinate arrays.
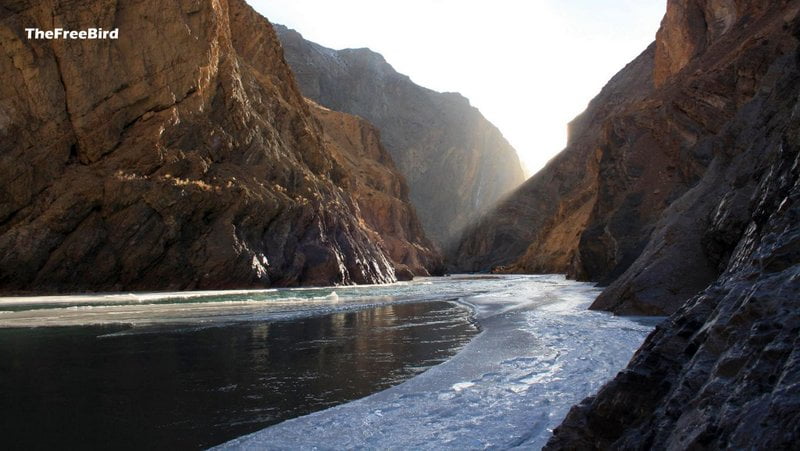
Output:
[[0, 0, 438, 293], [452, 43, 657, 278], [547, 13, 800, 446], [528, 0, 800, 447], [455, 0, 800, 316], [588, 0, 800, 314], [308, 101, 442, 278], [274, 25, 526, 249]]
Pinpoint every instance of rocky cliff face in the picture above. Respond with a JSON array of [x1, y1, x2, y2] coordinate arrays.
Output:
[[0, 0, 438, 293], [454, 0, 800, 316], [532, 0, 800, 448], [589, 0, 800, 315], [452, 43, 657, 278], [547, 20, 800, 447], [274, 25, 526, 249], [307, 100, 442, 278]]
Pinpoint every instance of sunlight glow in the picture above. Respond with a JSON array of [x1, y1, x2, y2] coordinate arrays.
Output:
[[247, 0, 666, 176]]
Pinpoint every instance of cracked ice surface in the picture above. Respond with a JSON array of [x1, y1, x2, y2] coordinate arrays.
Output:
[[218, 275, 660, 450]]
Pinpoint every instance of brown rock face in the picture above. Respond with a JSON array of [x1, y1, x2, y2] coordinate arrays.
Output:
[[547, 21, 800, 447], [519, 0, 800, 448], [0, 0, 437, 293], [454, 0, 800, 316], [274, 25, 526, 249], [452, 44, 657, 276], [591, 0, 800, 314], [308, 101, 442, 277], [654, 0, 774, 86]]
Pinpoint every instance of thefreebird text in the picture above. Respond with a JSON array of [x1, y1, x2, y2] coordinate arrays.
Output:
[[25, 27, 119, 40]]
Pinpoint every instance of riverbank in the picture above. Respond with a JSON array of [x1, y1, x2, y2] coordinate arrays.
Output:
[[0, 275, 660, 449], [219, 276, 661, 449]]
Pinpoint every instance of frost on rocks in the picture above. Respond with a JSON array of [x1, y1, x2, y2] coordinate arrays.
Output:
[[218, 276, 659, 450]]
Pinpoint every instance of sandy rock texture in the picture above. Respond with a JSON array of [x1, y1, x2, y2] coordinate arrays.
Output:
[[274, 25, 526, 249], [0, 0, 438, 293]]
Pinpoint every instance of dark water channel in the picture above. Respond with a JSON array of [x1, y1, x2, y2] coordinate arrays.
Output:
[[0, 300, 478, 450]]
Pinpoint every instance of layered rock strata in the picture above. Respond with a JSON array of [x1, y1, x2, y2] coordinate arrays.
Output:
[[0, 0, 438, 293], [275, 25, 526, 248]]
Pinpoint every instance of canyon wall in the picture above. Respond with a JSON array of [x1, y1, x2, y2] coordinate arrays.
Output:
[[452, 43, 657, 280], [454, 0, 800, 316], [532, 0, 800, 448], [274, 25, 526, 249], [308, 101, 442, 279], [548, 14, 800, 446], [0, 0, 438, 293]]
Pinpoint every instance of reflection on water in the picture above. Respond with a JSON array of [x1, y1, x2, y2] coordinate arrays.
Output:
[[0, 301, 477, 450]]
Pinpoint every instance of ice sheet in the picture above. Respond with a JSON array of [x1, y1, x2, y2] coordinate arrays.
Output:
[[218, 276, 661, 450]]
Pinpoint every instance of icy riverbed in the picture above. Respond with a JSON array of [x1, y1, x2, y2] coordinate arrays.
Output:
[[219, 275, 660, 450]]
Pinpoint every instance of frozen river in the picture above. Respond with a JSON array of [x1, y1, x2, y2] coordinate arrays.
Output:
[[218, 275, 660, 450], [0, 275, 659, 449]]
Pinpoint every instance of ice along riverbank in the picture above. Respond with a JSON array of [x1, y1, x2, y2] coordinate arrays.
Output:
[[220, 275, 661, 450]]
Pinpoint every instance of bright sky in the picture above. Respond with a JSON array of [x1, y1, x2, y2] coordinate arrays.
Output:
[[248, 0, 666, 176]]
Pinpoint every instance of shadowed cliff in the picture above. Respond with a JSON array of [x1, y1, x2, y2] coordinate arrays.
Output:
[[454, 0, 800, 317], [530, 0, 800, 448], [548, 26, 800, 445], [274, 25, 526, 249], [308, 100, 442, 279]]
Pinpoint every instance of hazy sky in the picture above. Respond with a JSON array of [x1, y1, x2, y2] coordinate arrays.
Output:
[[248, 0, 666, 176]]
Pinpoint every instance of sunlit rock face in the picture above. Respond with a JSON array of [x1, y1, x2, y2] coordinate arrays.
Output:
[[308, 101, 442, 278], [274, 25, 526, 249], [451, 43, 657, 280], [654, 0, 763, 86], [0, 0, 438, 293], [454, 0, 800, 316]]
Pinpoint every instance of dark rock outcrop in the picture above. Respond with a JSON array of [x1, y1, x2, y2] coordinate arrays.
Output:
[[0, 0, 438, 293], [547, 34, 800, 447], [274, 25, 526, 248], [454, 0, 800, 316], [537, 0, 800, 448]]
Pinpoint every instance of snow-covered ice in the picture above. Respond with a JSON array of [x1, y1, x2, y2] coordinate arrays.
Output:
[[218, 275, 661, 450]]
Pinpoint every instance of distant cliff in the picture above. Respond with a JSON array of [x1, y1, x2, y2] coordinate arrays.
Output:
[[452, 42, 657, 285], [274, 25, 526, 248], [308, 100, 442, 279], [0, 0, 439, 293]]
